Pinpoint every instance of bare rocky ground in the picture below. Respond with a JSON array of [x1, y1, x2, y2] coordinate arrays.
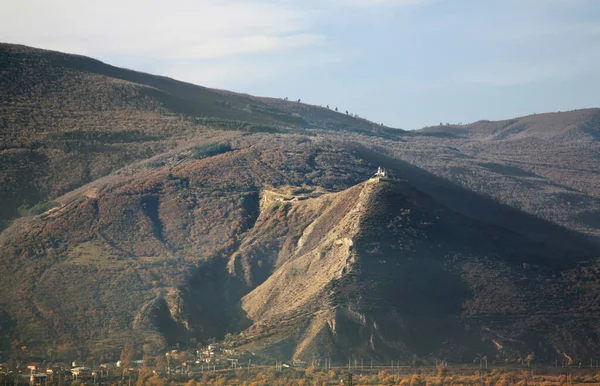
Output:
[[1, 43, 599, 363]]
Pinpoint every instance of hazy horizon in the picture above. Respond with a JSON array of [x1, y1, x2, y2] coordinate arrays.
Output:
[[2, 0, 599, 129]]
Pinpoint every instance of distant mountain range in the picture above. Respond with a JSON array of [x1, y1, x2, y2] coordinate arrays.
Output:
[[1, 43, 599, 364], [420, 109, 600, 141]]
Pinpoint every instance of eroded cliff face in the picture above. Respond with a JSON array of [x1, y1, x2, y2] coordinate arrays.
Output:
[[0, 139, 373, 358], [1, 142, 599, 363], [222, 178, 600, 363]]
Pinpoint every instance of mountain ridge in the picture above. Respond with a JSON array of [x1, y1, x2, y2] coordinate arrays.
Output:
[[418, 108, 600, 141], [1, 43, 600, 363]]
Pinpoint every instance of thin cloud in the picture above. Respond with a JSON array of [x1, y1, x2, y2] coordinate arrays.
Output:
[[334, 0, 436, 6], [170, 34, 325, 60], [0, 0, 320, 59], [162, 52, 343, 89]]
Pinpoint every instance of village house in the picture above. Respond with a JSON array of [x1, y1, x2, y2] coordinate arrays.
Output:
[[71, 367, 92, 378], [27, 362, 43, 372], [29, 373, 47, 385], [45, 365, 63, 375]]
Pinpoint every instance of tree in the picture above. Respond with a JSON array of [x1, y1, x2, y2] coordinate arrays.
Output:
[[437, 362, 448, 377], [297, 99, 301, 103], [305, 365, 315, 377], [120, 344, 134, 368], [155, 355, 166, 371], [136, 373, 151, 386], [335, 107, 338, 112], [215, 376, 227, 386], [410, 374, 423, 386], [496, 378, 509, 386], [526, 354, 534, 368], [146, 375, 166, 386], [346, 110, 349, 115]]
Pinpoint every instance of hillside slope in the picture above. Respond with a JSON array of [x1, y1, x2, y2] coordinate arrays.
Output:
[[0, 43, 399, 230], [418, 109, 600, 141], [1, 44, 600, 364], [0, 136, 374, 357], [235, 178, 599, 362], [1, 139, 598, 362]]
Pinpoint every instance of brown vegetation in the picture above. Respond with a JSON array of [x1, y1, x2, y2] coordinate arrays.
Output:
[[1, 43, 600, 365]]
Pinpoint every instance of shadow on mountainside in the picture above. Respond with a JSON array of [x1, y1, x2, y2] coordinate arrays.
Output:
[[351, 145, 600, 265]]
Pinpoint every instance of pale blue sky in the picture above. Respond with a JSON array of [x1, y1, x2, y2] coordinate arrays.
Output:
[[2, 0, 600, 129]]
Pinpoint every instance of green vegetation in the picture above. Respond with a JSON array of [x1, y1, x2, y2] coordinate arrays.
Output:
[[18, 200, 59, 216], [190, 143, 232, 159]]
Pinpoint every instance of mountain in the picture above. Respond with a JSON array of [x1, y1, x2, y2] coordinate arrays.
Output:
[[0, 42, 400, 231], [236, 178, 598, 362], [1, 43, 600, 364], [418, 109, 600, 141]]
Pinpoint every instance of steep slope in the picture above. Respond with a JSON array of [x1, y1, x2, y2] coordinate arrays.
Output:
[[376, 110, 600, 240], [1, 44, 600, 364], [0, 136, 374, 357], [0, 132, 598, 363], [232, 177, 600, 362], [0, 43, 400, 229]]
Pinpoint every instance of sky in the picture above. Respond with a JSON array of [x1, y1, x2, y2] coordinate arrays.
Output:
[[2, 0, 600, 129]]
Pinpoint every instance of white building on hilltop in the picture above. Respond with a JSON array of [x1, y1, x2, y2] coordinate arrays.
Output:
[[375, 167, 388, 178]]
